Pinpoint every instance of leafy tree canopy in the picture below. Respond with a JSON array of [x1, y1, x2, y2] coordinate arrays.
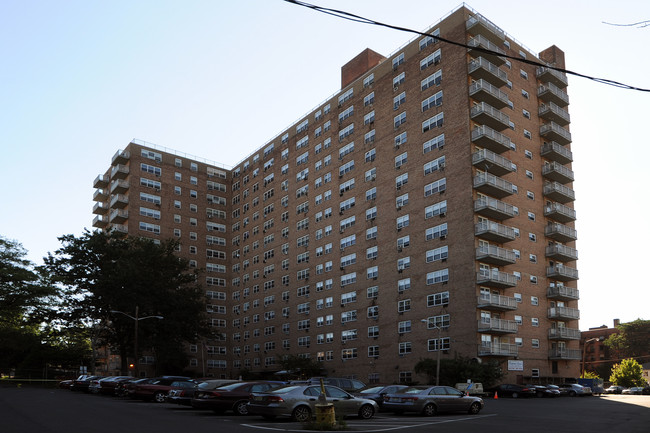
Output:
[[604, 319, 650, 358], [609, 358, 645, 387], [277, 354, 325, 379], [414, 355, 503, 387]]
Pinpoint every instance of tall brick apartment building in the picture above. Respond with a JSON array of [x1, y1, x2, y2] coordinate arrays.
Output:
[[92, 5, 579, 384]]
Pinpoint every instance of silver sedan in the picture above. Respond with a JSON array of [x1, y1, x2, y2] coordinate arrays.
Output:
[[383, 385, 484, 416], [248, 384, 379, 422]]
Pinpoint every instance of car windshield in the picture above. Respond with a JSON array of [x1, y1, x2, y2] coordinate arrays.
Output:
[[216, 382, 249, 391], [269, 385, 301, 394], [402, 387, 427, 394], [359, 386, 384, 394]]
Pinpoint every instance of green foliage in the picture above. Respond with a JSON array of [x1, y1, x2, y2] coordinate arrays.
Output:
[[581, 370, 601, 379], [277, 354, 325, 379], [609, 358, 645, 387], [604, 319, 650, 358], [414, 355, 503, 387]]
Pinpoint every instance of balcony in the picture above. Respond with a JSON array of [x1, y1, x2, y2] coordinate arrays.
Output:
[[546, 243, 578, 262], [478, 342, 518, 357], [111, 149, 130, 165], [548, 306, 580, 320], [110, 164, 129, 180], [477, 294, 518, 311], [109, 209, 129, 224], [110, 224, 128, 234], [110, 179, 129, 195], [92, 215, 108, 228], [466, 14, 505, 45], [541, 141, 573, 165], [548, 327, 581, 340], [474, 196, 516, 220], [475, 220, 516, 243], [538, 83, 569, 107], [539, 102, 570, 126], [540, 122, 572, 145], [110, 194, 129, 209], [472, 149, 515, 176], [468, 35, 506, 65], [544, 202, 576, 223], [473, 172, 515, 198], [93, 188, 108, 202], [468, 57, 508, 87], [547, 264, 579, 281], [92, 202, 108, 215], [93, 174, 109, 189], [545, 223, 577, 242], [478, 318, 518, 334], [476, 245, 517, 265], [542, 162, 574, 184], [547, 285, 580, 301], [537, 66, 568, 88], [476, 269, 517, 288], [471, 125, 512, 154], [470, 102, 511, 131], [543, 182, 575, 204], [548, 348, 581, 360], [469, 79, 510, 109]]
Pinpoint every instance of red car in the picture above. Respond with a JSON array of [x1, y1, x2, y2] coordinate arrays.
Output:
[[132, 377, 197, 403]]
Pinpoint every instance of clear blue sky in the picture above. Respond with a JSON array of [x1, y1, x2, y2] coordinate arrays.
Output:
[[1, 0, 648, 330]]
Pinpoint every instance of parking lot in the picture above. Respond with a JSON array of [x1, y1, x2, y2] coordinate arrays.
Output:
[[1, 387, 649, 433]]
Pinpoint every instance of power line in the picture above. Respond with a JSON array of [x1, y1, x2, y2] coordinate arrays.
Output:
[[284, 0, 650, 93]]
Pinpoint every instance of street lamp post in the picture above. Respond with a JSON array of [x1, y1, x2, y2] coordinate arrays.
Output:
[[111, 306, 163, 377], [422, 319, 442, 386], [581, 337, 599, 378]]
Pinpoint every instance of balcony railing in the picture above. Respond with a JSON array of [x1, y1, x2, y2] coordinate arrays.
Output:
[[542, 162, 574, 184], [538, 83, 569, 107], [466, 14, 506, 44], [540, 122, 572, 145], [467, 35, 506, 65], [477, 294, 518, 311], [474, 196, 516, 220], [545, 223, 578, 242], [473, 172, 515, 198], [469, 79, 510, 109], [478, 342, 518, 357], [111, 224, 128, 234], [475, 220, 516, 243], [471, 125, 512, 154], [110, 179, 129, 195], [537, 66, 569, 88], [547, 285, 580, 301], [548, 327, 581, 340], [472, 148, 515, 176], [544, 202, 576, 223], [478, 318, 518, 334], [109, 209, 129, 224], [470, 102, 511, 131], [548, 306, 580, 320], [547, 265, 579, 281], [476, 269, 518, 288], [110, 164, 130, 180], [110, 194, 129, 209], [539, 102, 570, 126], [93, 189, 108, 202], [468, 57, 508, 87], [545, 243, 579, 261], [111, 149, 130, 166], [92, 215, 108, 228], [476, 245, 517, 265], [541, 141, 573, 165], [92, 202, 108, 215], [543, 182, 575, 204], [548, 348, 581, 360], [93, 174, 109, 189]]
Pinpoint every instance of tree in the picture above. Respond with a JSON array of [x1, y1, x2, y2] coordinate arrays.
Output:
[[604, 319, 650, 358], [276, 354, 325, 379], [414, 356, 503, 387], [609, 358, 644, 387], [44, 230, 210, 375]]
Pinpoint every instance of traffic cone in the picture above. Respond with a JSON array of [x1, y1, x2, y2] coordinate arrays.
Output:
[[494, 392, 498, 399]]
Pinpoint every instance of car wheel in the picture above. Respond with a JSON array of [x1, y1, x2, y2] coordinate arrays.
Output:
[[358, 404, 375, 419], [234, 400, 249, 416], [422, 403, 437, 417], [569, 391, 576, 397], [468, 402, 481, 415], [512, 392, 519, 399], [292, 405, 312, 422], [153, 391, 166, 403]]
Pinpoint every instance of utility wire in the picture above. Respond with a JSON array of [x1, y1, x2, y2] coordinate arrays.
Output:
[[284, 0, 650, 93], [603, 20, 650, 28]]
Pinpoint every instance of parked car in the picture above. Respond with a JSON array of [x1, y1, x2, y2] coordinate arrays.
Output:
[[132, 377, 197, 403], [70, 375, 102, 393], [559, 383, 592, 397], [622, 387, 644, 395], [352, 385, 409, 410], [248, 384, 378, 421], [382, 385, 484, 416], [300, 377, 366, 392], [545, 384, 567, 396], [605, 385, 625, 394], [96, 376, 134, 395], [486, 384, 536, 398], [191, 381, 285, 414], [642, 386, 650, 395], [167, 379, 238, 406], [523, 385, 560, 398], [455, 382, 485, 396]]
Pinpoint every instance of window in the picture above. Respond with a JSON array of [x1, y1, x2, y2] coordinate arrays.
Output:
[[392, 52, 405, 69], [423, 133, 444, 154], [394, 112, 406, 128], [422, 91, 443, 111], [532, 339, 540, 348], [420, 49, 441, 70], [421, 70, 442, 90], [393, 72, 405, 87], [363, 74, 374, 88], [532, 318, 539, 327], [398, 299, 411, 313], [524, 129, 532, 139], [393, 92, 406, 110], [422, 113, 444, 132]]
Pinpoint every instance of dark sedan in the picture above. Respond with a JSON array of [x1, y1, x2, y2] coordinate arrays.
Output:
[[352, 385, 409, 410], [132, 377, 197, 403], [383, 386, 484, 416], [191, 381, 285, 415], [526, 384, 560, 398], [486, 384, 536, 398]]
